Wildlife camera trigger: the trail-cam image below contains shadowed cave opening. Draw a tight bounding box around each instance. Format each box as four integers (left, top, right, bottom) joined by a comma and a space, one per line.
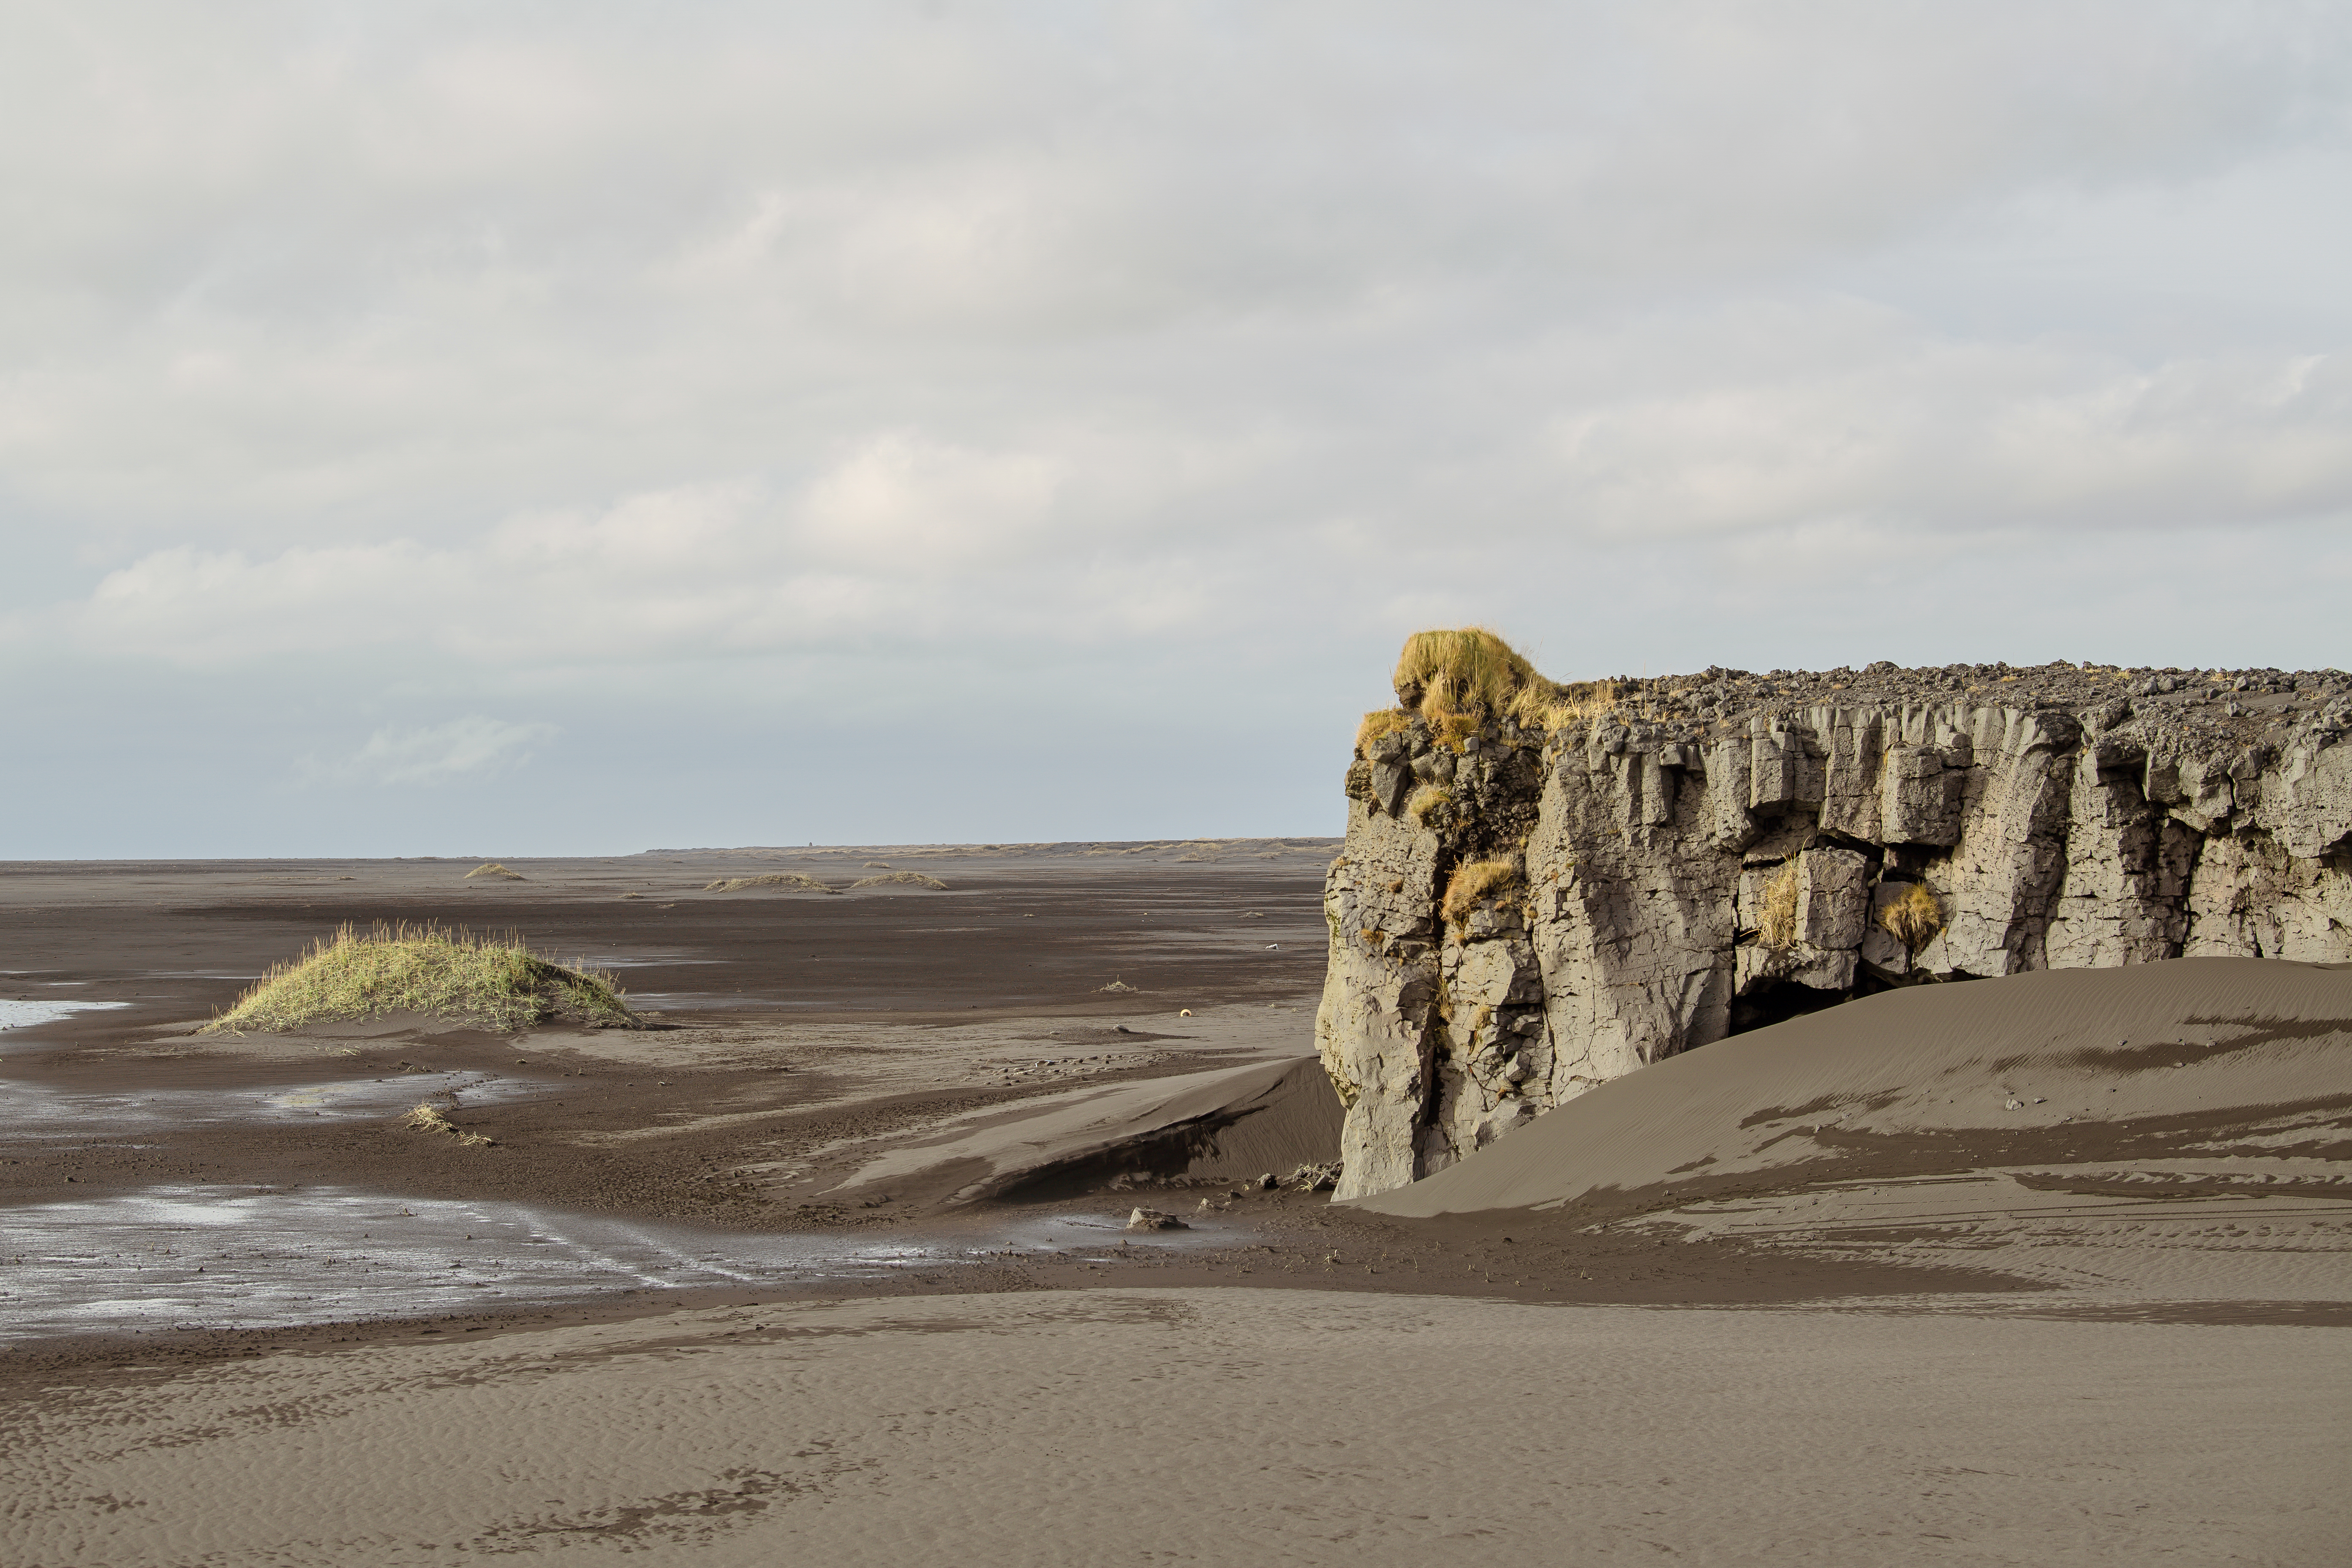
1726, 977, 1850, 1037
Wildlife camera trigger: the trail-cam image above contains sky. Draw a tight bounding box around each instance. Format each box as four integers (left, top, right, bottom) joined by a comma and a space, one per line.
4, 1, 2349, 858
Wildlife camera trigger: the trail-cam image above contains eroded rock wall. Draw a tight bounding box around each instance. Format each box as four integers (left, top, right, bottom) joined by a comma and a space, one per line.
1317, 664, 2352, 1200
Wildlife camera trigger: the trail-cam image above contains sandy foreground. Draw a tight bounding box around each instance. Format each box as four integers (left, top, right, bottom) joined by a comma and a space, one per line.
10, 1286, 2345, 1566
4, 851, 2349, 1563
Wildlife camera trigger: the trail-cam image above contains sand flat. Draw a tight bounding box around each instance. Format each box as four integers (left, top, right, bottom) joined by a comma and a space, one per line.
8, 1287, 2345, 1565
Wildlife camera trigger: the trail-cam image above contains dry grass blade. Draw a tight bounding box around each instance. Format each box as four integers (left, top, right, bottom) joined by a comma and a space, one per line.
203, 922, 635, 1034
704, 873, 841, 894
849, 871, 949, 890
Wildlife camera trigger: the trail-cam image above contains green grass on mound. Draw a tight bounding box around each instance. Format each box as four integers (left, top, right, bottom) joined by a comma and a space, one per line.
204, 923, 637, 1034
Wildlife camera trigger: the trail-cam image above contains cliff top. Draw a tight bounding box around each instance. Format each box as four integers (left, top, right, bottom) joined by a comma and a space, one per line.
1590, 659, 2352, 756
1365, 632, 2352, 761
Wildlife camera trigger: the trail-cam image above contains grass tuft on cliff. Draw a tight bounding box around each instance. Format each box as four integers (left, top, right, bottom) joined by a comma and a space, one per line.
1757, 861, 1802, 950
204, 923, 636, 1034
1879, 882, 1943, 952
1356, 708, 1413, 752
1388, 627, 1617, 743
1394, 627, 1540, 721
1441, 859, 1520, 926
705, 873, 840, 894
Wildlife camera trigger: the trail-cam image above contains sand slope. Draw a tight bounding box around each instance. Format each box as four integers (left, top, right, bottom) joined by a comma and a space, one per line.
821, 1054, 1342, 1206
7, 1288, 2343, 1566
1360, 958, 2352, 1219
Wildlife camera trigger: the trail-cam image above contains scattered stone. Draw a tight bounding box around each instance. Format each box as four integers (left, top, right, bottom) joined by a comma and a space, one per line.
1289, 1162, 1340, 1193
1126, 1208, 1187, 1231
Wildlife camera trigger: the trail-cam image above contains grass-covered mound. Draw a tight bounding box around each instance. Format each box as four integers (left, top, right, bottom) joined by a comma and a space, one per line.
849, 871, 949, 890
465, 862, 525, 880
204, 923, 637, 1034
705, 873, 839, 894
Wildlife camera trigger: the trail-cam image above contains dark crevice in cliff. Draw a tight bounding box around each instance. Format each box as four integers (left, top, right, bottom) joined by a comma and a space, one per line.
1725, 977, 1848, 1036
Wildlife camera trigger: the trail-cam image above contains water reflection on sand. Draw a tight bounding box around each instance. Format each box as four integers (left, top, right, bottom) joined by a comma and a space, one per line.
0, 1185, 1214, 1344
0, 1070, 541, 1142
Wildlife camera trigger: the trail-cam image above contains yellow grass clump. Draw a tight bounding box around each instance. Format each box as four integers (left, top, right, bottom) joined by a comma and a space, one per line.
1356, 708, 1413, 754
1756, 860, 1802, 950
705, 873, 840, 894
403, 1103, 494, 1147
204, 923, 636, 1034
849, 871, 949, 890
465, 862, 524, 880
1394, 628, 1539, 717
1390, 627, 1617, 742
1510, 677, 1618, 732
1406, 784, 1453, 825
1441, 859, 1520, 926
1879, 882, 1944, 952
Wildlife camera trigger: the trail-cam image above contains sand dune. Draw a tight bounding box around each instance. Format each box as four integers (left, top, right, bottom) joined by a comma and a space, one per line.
1361, 957, 2352, 1219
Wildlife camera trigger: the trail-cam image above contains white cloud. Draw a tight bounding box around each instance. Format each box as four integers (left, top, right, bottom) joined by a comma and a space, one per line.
3, 3, 2349, 850
303, 716, 558, 788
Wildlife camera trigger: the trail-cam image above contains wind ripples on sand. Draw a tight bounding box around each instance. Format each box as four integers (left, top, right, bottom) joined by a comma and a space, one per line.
0, 1185, 1007, 1343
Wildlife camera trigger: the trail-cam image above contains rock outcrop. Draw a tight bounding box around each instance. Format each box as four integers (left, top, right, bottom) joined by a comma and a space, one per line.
1315, 653, 2352, 1200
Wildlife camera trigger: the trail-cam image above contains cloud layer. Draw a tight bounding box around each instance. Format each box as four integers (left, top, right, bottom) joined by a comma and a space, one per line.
4, 3, 2348, 854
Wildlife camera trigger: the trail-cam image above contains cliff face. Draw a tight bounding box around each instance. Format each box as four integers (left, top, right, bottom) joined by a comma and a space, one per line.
1315, 657, 2352, 1200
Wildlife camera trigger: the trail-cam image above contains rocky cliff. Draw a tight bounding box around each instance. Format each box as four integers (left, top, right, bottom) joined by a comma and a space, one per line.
1315, 642, 2352, 1200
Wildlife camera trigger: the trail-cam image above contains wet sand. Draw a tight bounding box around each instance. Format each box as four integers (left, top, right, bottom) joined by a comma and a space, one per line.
5, 845, 2349, 1562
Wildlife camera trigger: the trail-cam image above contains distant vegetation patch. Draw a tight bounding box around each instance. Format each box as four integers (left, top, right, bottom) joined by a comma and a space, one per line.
849, 871, 949, 890
704, 874, 841, 894
204, 923, 636, 1034
465, 862, 525, 880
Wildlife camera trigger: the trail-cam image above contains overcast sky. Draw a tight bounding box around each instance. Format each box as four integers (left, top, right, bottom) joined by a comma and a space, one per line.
4, 2, 2348, 858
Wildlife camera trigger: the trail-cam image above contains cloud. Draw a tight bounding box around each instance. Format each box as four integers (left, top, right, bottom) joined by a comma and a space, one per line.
302, 716, 558, 788
35, 328, 2348, 678
3, 3, 2349, 852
